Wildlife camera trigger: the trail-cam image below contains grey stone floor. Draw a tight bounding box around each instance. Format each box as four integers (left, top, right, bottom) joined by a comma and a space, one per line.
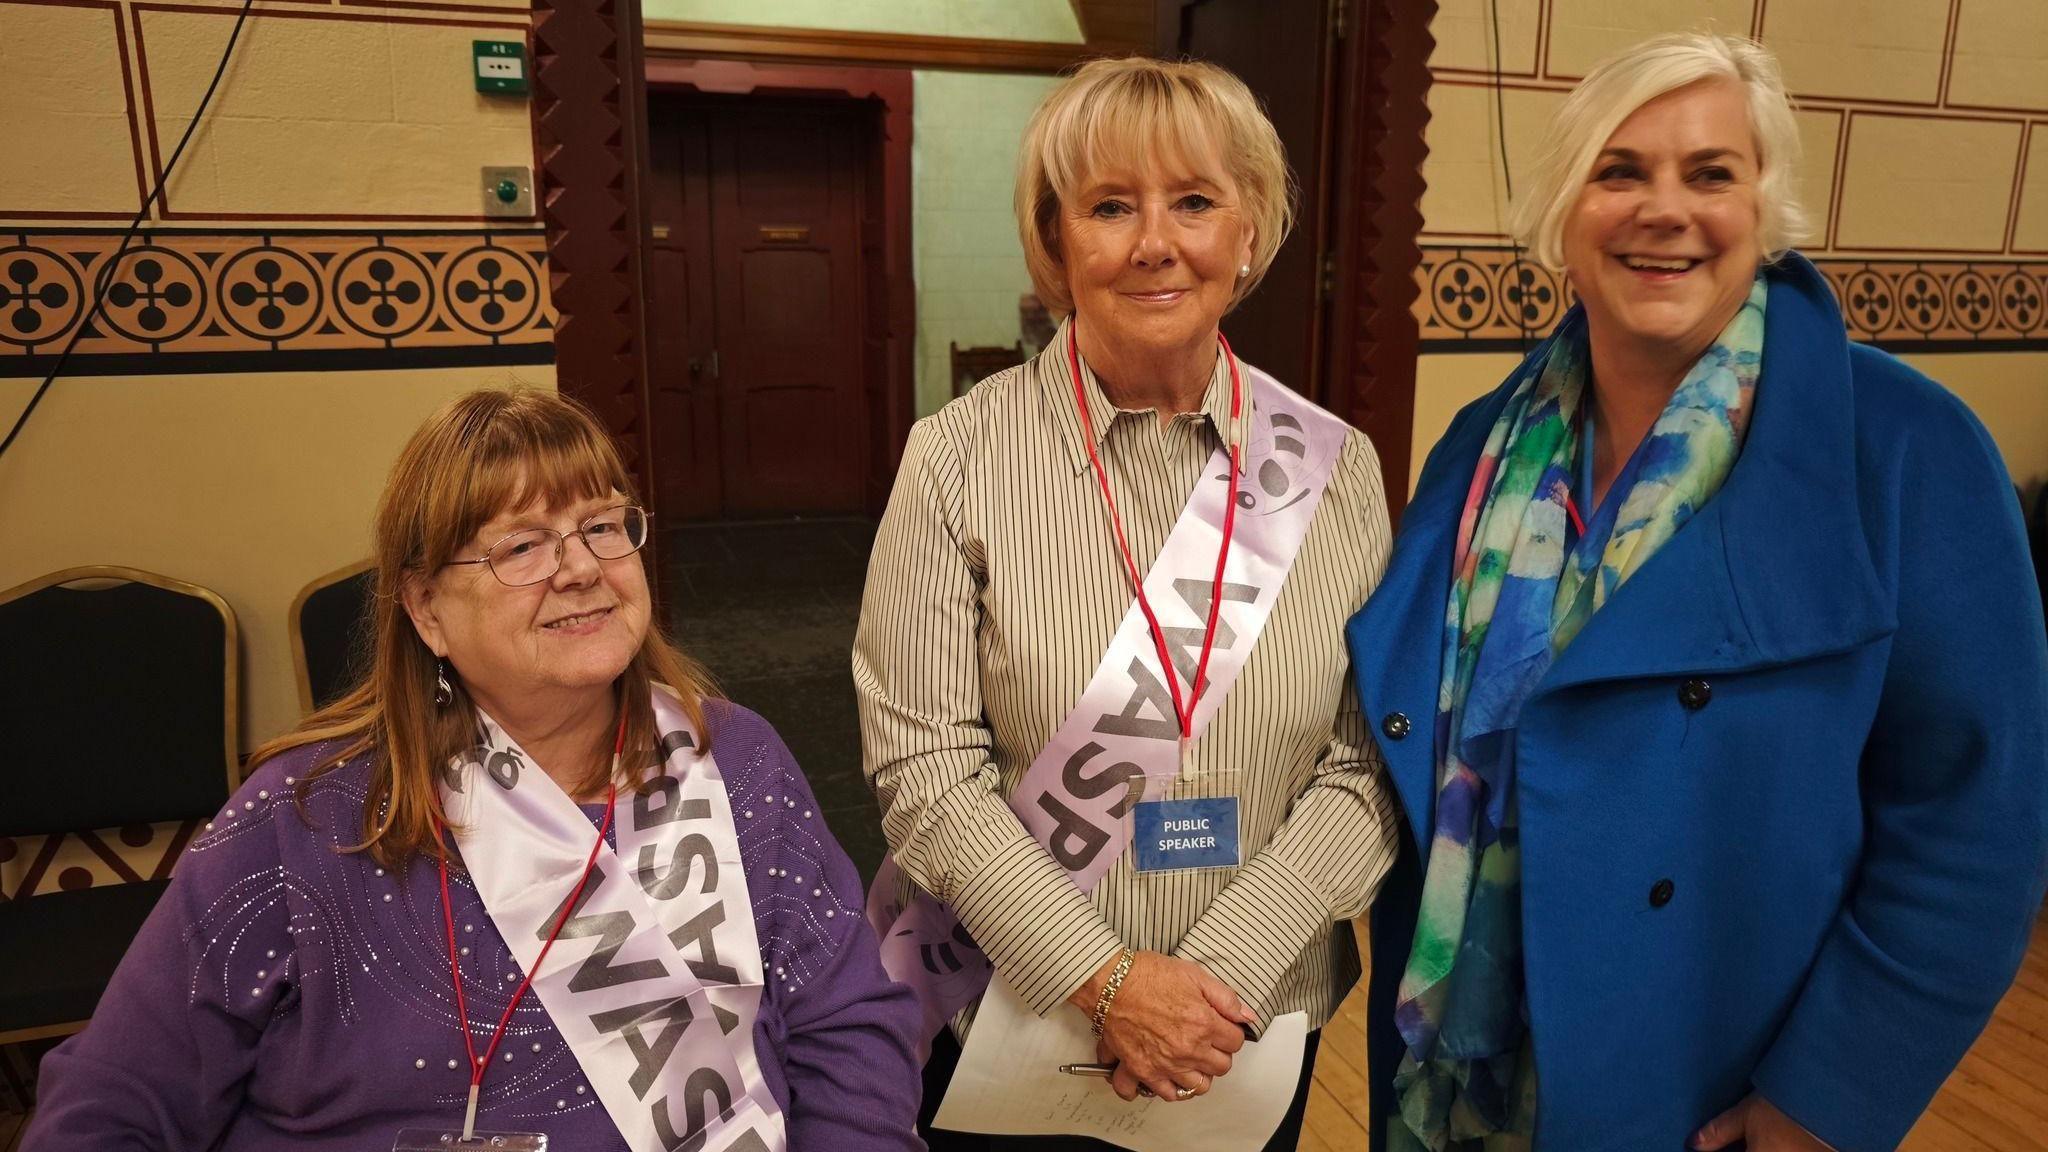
658, 517, 887, 884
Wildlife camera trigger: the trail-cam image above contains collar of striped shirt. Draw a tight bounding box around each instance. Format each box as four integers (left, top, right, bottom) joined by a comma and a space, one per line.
1039, 316, 1240, 475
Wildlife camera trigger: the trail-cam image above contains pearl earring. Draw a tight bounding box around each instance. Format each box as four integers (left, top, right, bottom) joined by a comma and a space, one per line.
1238, 264, 1251, 278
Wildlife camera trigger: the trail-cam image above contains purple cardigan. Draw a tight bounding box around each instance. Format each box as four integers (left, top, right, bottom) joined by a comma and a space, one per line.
25, 701, 925, 1151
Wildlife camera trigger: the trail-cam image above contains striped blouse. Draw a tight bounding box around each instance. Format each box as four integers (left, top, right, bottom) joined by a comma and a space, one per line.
854, 323, 1399, 1033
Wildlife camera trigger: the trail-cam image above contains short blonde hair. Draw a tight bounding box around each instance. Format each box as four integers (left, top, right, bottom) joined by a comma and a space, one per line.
1512, 33, 1808, 269
1016, 56, 1295, 317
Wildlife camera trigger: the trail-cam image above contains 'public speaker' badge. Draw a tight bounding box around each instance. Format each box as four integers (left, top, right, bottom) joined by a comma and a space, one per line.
1133, 797, 1241, 872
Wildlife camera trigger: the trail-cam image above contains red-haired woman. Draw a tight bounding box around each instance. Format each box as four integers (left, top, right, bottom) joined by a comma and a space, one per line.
26, 388, 924, 1152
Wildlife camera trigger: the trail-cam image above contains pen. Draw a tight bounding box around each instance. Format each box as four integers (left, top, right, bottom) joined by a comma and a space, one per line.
1057, 1063, 1158, 1097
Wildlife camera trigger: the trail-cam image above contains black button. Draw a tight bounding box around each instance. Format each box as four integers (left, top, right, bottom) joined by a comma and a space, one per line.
1678, 679, 1712, 711
1381, 712, 1412, 741
1649, 879, 1675, 908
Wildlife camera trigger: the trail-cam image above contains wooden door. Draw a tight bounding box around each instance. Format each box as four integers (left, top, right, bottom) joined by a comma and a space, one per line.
644, 96, 870, 519
1161, 0, 1337, 402
647, 95, 720, 521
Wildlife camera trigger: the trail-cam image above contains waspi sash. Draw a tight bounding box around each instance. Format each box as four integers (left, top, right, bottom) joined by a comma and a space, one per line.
865, 363, 1350, 1052
444, 692, 786, 1152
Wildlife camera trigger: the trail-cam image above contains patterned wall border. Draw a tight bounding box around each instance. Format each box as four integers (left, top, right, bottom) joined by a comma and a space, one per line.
1416, 246, 2048, 354
0, 820, 196, 901
0, 229, 555, 376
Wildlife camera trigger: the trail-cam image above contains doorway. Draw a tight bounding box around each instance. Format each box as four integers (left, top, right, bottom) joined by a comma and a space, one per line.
645, 93, 876, 520
1161, 0, 1338, 403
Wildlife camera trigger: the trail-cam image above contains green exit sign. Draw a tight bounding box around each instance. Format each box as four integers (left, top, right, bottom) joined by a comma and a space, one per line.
473, 40, 528, 95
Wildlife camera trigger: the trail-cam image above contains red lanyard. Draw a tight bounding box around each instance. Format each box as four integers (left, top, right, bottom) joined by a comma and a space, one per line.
434, 711, 626, 1136
1066, 322, 1242, 748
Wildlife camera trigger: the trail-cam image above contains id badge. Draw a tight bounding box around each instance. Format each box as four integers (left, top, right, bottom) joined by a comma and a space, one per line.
1132, 796, 1241, 872
392, 1129, 548, 1150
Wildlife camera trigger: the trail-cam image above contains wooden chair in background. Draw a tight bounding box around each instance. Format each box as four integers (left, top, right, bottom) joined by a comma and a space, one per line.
949, 341, 1028, 398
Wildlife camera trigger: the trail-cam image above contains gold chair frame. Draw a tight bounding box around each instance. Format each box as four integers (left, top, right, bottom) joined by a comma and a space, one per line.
287, 558, 375, 715
0, 565, 240, 1046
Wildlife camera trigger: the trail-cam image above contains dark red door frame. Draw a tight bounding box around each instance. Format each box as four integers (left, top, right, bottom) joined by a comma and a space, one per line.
531, 0, 660, 515
535, 0, 1427, 524
1320, 0, 1437, 525
643, 57, 915, 519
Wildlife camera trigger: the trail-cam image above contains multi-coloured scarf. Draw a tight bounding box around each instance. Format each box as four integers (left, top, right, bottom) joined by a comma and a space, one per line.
1390, 276, 1767, 1151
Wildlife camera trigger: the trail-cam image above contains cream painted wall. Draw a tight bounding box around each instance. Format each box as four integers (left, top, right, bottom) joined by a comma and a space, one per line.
1410, 353, 1519, 493
911, 69, 1058, 415
1900, 353, 2048, 490
642, 0, 1082, 43
0, 366, 554, 748
3, 0, 549, 750
138, 10, 534, 220
0, 2, 143, 215
1415, 0, 2048, 492
0, 1, 534, 226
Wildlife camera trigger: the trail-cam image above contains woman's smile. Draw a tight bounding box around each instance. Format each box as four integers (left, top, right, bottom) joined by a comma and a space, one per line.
1610, 252, 1707, 280
539, 604, 614, 635
1121, 287, 1192, 305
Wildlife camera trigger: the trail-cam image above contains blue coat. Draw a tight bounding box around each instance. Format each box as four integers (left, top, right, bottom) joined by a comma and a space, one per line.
1344, 253, 2048, 1152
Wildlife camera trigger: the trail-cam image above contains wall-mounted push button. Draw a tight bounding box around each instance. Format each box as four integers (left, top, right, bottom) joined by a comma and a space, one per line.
481, 165, 533, 218
1381, 712, 1411, 741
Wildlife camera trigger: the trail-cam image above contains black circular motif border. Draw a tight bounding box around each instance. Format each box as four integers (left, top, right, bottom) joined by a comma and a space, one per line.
334, 247, 436, 342
441, 246, 541, 339
100, 247, 209, 346
220, 247, 325, 344
0, 244, 85, 350
0, 232, 554, 366
1417, 248, 2048, 348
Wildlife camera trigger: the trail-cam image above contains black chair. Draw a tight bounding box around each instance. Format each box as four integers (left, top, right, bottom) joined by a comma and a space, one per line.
290, 559, 375, 713
0, 566, 239, 1047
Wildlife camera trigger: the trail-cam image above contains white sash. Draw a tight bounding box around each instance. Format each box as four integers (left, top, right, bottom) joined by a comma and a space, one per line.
867, 361, 1351, 1052
1010, 364, 1350, 883
444, 692, 787, 1152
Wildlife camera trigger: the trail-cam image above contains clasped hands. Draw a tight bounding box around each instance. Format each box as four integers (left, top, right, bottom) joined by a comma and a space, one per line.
1067, 949, 1256, 1104
1063, 951, 1834, 1147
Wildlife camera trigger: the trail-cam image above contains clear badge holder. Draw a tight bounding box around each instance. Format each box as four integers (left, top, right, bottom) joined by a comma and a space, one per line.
392, 1130, 548, 1151
1130, 762, 1243, 874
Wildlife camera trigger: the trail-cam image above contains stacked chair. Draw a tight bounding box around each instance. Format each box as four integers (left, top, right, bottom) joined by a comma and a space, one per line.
0, 567, 239, 1081
289, 559, 376, 713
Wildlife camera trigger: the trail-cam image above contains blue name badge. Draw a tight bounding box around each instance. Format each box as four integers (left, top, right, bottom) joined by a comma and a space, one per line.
1133, 797, 1241, 873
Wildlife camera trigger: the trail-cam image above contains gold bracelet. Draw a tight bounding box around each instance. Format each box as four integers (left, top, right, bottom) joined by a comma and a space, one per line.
1090, 948, 1137, 1037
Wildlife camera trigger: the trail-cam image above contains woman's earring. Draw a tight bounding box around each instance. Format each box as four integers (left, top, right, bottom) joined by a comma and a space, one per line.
434, 659, 453, 707
1238, 263, 1251, 278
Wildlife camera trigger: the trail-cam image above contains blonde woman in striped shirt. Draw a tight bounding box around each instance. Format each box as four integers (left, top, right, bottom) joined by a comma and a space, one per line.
856, 57, 1399, 1151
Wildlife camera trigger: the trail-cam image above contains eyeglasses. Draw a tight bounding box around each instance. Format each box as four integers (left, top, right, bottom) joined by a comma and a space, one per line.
444, 504, 652, 587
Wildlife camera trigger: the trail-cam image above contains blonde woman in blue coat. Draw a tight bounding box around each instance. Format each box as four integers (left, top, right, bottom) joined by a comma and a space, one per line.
1345, 33, 2048, 1152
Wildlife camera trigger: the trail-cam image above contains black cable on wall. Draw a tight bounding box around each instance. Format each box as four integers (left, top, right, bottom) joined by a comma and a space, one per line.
0, 0, 255, 465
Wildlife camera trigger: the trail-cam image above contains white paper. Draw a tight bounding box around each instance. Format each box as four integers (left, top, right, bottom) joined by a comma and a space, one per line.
933, 975, 1309, 1151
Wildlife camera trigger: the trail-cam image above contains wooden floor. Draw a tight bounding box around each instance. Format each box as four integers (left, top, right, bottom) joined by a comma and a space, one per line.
2, 912, 2043, 1150
1300, 908, 2048, 1151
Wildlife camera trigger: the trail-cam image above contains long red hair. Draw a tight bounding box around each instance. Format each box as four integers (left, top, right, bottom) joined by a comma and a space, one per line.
251, 388, 714, 869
